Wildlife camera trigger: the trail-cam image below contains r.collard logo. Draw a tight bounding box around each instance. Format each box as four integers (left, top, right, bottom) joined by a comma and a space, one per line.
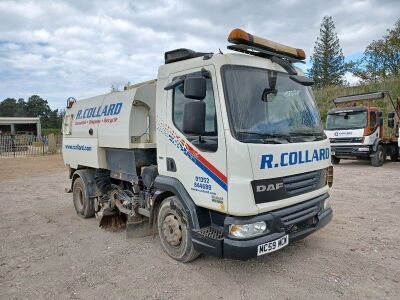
334, 131, 353, 137
256, 182, 284, 193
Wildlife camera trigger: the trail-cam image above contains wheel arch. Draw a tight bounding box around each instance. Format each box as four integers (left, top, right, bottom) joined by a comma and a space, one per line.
71, 168, 100, 199
153, 176, 211, 230
372, 138, 382, 152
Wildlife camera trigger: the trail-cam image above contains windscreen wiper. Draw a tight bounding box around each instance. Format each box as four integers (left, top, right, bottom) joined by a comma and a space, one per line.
288, 131, 326, 140
236, 131, 292, 143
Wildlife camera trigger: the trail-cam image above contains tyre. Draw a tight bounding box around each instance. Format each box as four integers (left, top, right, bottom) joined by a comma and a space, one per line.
157, 196, 200, 262
72, 177, 95, 218
371, 145, 385, 167
331, 156, 340, 164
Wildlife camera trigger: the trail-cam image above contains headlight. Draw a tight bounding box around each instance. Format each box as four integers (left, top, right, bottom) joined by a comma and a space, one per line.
353, 137, 364, 143
323, 198, 331, 210
229, 221, 267, 238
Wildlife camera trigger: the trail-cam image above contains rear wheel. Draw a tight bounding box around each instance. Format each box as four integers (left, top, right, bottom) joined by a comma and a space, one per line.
331, 156, 340, 164
72, 177, 95, 218
157, 196, 200, 262
371, 145, 385, 167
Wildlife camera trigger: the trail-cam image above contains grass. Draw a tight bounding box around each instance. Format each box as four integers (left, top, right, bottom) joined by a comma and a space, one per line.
314, 77, 400, 123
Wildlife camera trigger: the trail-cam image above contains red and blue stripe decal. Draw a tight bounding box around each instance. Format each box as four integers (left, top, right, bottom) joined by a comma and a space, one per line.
184, 142, 228, 191
158, 120, 227, 191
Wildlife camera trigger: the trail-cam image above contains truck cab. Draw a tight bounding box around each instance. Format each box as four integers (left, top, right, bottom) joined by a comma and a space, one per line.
325, 92, 400, 166
63, 29, 333, 262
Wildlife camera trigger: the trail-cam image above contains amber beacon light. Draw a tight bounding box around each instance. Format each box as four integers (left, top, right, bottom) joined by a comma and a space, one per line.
228, 28, 306, 60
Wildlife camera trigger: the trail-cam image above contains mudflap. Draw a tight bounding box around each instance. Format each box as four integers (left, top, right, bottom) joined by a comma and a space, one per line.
126, 214, 156, 239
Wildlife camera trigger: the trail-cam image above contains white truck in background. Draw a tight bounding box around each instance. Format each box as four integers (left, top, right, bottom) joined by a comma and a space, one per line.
63, 29, 333, 262
325, 92, 400, 166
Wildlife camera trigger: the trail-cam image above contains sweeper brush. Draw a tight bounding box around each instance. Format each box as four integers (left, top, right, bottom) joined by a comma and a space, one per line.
98, 207, 127, 231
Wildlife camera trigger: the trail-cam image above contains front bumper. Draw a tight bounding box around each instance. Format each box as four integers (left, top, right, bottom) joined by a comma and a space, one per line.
331, 145, 371, 157
192, 193, 332, 260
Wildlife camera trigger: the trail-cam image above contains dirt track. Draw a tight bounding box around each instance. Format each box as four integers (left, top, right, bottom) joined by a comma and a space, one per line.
0, 155, 399, 299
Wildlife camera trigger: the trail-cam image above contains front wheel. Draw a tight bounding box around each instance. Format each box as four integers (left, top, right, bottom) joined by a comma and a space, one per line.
157, 196, 200, 262
371, 145, 385, 167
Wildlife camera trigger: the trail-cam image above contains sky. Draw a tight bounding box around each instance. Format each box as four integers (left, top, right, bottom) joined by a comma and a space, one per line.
0, 0, 399, 110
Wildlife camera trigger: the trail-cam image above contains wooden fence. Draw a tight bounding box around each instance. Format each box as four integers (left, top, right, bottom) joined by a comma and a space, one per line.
0, 134, 62, 158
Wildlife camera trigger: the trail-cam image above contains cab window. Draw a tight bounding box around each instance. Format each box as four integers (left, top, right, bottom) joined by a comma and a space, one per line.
369, 111, 376, 128
172, 73, 217, 136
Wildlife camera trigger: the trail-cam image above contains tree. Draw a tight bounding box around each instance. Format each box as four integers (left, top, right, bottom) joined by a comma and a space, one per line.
0, 98, 17, 117
308, 16, 346, 87
350, 40, 385, 82
15, 98, 27, 117
0, 97, 27, 117
26, 95, 51, 118
351, 18, 400, 82
0, 95, 64, 129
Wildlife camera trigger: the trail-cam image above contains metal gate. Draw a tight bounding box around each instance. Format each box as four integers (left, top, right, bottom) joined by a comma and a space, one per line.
0, 134, 62, 158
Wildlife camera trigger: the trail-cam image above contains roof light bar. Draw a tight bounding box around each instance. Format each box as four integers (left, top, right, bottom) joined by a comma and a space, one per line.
333, 91, 385, 104
228, 28, 306, 60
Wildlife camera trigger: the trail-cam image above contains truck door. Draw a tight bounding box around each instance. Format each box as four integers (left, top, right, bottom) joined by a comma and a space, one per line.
164, 65, 228, 212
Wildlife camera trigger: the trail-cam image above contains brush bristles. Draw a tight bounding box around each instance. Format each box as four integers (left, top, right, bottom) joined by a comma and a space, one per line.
99, 214, 127, 231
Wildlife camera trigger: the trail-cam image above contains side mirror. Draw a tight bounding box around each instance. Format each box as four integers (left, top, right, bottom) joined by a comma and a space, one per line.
182, 101, 206, 135
184, 77, 206, 100
376, 111, 383, 127
388, 112, 395, 128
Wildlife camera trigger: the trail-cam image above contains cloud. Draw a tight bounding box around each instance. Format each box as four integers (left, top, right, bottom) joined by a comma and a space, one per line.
0, 0, 399, 109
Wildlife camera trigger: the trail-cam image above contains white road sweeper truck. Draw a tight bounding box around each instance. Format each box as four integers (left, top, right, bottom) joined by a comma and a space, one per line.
63, 29, 333, 262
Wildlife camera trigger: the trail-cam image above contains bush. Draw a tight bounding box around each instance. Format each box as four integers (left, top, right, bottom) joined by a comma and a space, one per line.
314, 77, 400, 124
42, 128, 62, 135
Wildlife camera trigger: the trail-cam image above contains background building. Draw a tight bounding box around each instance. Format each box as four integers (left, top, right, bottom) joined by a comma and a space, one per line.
0, 117, 41, 136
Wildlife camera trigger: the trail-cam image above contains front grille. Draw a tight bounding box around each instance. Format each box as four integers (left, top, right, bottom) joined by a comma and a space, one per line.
330, 137, 362, 143
283, 170, 324, 195
332, 145, 370, 155
252, 169, 326, 204
271, 195, 324, 232
280, 203, 320, 227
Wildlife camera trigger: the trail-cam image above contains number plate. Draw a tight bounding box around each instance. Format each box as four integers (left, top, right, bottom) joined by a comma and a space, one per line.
257, 235, 289, 256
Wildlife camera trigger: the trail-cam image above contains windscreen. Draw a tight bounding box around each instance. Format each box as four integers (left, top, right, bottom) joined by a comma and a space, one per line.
326, 111, 367, 130
222, 65, 323, 143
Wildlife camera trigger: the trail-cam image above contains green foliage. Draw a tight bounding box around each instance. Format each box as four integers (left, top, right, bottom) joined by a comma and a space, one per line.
308, 16, 346, 87
0, 95, 63, 129
351, 18, 400, 82
0, 98, 27, 117
314, 77, 400, 124
42, 128, 62, 135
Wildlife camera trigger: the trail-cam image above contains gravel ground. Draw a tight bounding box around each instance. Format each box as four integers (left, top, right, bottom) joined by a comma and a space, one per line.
0, 155, 399, 300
